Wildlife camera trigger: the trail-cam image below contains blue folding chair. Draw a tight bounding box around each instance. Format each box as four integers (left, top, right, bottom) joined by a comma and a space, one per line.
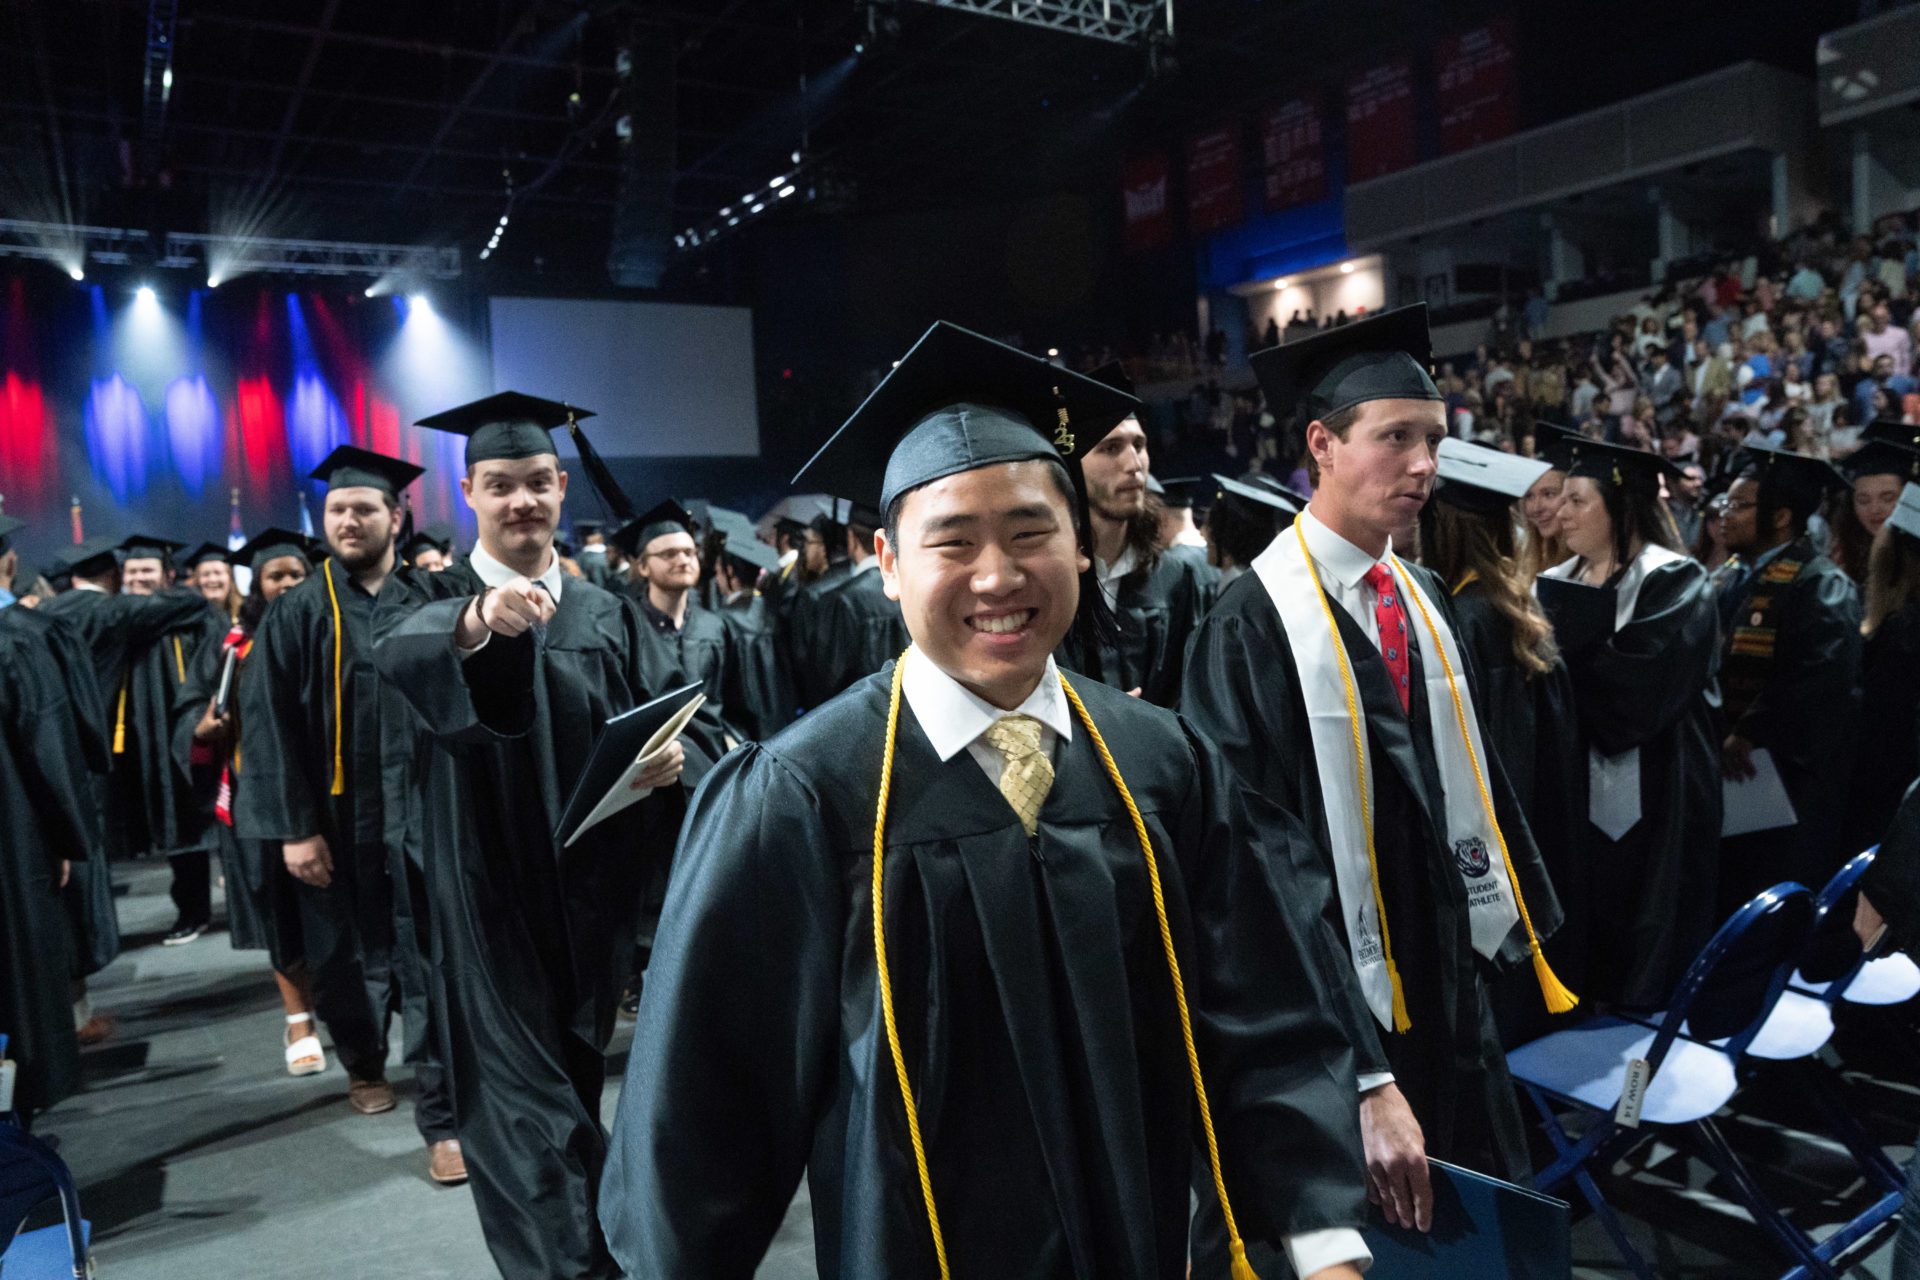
0, 1035, 91, 1280
1507, 883, 1839, 1280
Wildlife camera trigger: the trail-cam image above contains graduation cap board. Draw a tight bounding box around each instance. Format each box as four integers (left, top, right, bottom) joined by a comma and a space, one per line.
1735, 445, 1847, 516
118, 534, 183, 561
58, 536, 121, 579
1434, 439, 1552, 514
610, 500, 695, 559
1366, 1160, 1571, 1280
414, 390, 635, 524
1864, 419, 1920, 452
177, 542, 232, 571
792, 321, 1140, 515
555, 683, 707, 848
1213, 473, 1303, 515
1154, 476, 1204, 509
310, 445, 424, 496
234, 528, 322, 573
1556, 436, 1684, 492
1888, 483, 1920, 541
1842, 440, 1920, 482
1250, 303, 1441, 427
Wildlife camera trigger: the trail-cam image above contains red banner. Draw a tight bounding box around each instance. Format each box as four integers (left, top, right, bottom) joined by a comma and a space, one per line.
1121, 150, 1172, 253
1346, 59, 1417, 183
1436, 18, 1517, 154
1261, 97, 1326, 212
1185, 124, 1243, 235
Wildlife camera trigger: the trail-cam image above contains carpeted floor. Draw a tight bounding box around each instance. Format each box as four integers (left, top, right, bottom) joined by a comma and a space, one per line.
15, 862, 1914, 1278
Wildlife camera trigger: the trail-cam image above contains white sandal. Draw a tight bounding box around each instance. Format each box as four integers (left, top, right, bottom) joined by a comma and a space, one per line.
285, 1013, 327, 1077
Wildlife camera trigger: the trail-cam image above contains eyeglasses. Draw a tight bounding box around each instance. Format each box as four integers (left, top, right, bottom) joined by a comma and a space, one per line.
1723, 499, 1760, 512
646, 547, 700, 561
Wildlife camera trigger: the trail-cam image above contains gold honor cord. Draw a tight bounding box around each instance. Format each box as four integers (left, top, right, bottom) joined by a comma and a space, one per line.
1294, 522, 1411, 1032
872, 650, 1262, 1280
172, 634, 186, 682
322, 562, 346, 797
113, 679, 129, 755
1389, 555, 1577, 1015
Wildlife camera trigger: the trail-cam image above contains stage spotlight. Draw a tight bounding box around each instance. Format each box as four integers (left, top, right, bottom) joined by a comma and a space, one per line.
1340, 261, 1355, 274
208, 274, 222, 289
364, 285, 376, 297
791, 149, 803, 165
1273, 278, 1289, 290
749, 202, 765, 215
410, 293, 431, 312
1047, 347, 1059, 358
136, 285, 157, 304
68, 265, 85, 282
719, 207, 732, 218
778, 185, 797, 199
769, 175, 788, 190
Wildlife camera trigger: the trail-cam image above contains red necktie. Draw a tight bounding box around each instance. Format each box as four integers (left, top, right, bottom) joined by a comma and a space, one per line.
1364, 563, 1412, 714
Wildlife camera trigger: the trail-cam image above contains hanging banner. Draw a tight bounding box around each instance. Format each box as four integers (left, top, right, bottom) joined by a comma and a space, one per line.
1346, 58, 1417, 182
1261, 96, 1327, 212
1122, 150, 1172, 252
1437, 18, 1517, 154
1186, 124, 1244, 235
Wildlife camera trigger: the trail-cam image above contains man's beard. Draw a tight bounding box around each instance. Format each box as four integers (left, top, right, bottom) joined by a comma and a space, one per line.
332, 537, 390, 574
1092, 493, 1145, 525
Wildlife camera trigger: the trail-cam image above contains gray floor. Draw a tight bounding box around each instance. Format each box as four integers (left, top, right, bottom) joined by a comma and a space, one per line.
20, 863, 1915, 1278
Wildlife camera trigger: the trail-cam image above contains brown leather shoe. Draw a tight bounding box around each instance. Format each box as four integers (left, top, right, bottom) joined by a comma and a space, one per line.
347, 1077, 397, 1115
428, 1138, 468, 1185
75, 1014, 115, 1047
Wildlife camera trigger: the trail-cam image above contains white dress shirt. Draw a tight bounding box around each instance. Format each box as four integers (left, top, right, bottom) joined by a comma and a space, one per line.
1093, 545, 1140, 610
457, 541, 565, 656
1297, 505, 1400, 1098
899, 646, 1372, 1278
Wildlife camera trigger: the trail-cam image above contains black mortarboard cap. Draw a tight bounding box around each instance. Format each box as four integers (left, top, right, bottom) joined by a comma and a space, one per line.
1155, 476, 1203, 509
610, 499, 695, 558
1843, 440, 1920, 483
1243, 472, 1313, 508
177, 542, 232, 571
711, 510, 782, 576
1560, 437, 1684, 492
415, 390, 634, 523
1736, 446, 1848, 516
1249, 303, 1441, 425
573, 519, 606, 539
1433, 439, 1554, 514
1530, 422, 1581, 470
792, 322, 1140, 514
1863, 419, 1920, 452
59, 536, 122, 578
0, 514, 23, 553
1090, 360, 1138, 399
1213, 473, 1303, 515
118, 533, 184, 561
310, 445, 424, 497
235, 527, 321, 573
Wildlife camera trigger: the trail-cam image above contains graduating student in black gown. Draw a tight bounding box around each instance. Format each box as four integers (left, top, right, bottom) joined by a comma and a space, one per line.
1204, 473, 1303, 591
1839, 441, 1920, 854
376, 392, 725, 1280
1182, 309, 1569, 1258
1418, 441, 1587, 1041
816, 501, 911, 697
1062, 363, 1215, 706
610, 500, 735, 728
1716, 447, 1863, 908
707, 511, 798, 738
787, 510, 855, 709
603, 324, 1369, 1280
237, 448, 459, 1175
40, 537, 211, 985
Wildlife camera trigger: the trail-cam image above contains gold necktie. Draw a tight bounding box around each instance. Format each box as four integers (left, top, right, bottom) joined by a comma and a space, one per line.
983, 714, 1054, 836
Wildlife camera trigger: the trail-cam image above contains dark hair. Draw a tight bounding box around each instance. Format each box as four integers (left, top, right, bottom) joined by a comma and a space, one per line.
1207, 497, 1280, 569
1867, 526, 1920, 634
1588, 476, 1679, 579
882, 458, 1082, 552
1300, 403, 1363, 485
1831, 494, 1873, 583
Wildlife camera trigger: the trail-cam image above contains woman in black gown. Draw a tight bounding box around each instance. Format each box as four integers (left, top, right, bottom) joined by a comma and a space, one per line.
1539, 437, 1723, 1010
1847, 446, 1920, 854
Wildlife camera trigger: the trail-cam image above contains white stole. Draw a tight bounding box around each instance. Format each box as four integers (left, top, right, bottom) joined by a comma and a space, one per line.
1253, 527, 1522, 1029
1540, 544, 1687, 841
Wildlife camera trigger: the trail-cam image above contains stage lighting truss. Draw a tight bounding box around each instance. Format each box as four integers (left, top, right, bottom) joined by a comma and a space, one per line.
0, 219, 461, 285
908, 0, 1168, 45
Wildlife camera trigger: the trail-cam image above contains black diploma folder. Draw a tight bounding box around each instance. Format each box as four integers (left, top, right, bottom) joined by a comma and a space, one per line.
1367, 1159, 1571, 1279
1535, 575, 1616, 653
553, 682, 706, 848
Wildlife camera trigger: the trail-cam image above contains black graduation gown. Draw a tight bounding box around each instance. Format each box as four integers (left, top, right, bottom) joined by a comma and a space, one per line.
169, 628, 302, 967
38, 585, 209, 974
1166, 540, 1222, 595
1845, 603, 1920, 855
716, 593, 797, 740
1860, 777, 1920, 953
819, 565, 911, 698
0, 609, 100, 1117
639, 597, 733, 724
599, 667, 1367, 1279
374, 565, 720, 1280
1449, 585, 1589, 1043
1180, 568, 1561, 1182
1718, 543, 1863, 909
1555, 556, 1723, 1009
1067, 550, 1215, 707
125, 607, 225, 857
788, 559, 854, 710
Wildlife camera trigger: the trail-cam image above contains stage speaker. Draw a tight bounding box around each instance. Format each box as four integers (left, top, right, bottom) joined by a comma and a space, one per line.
606, 31, 675, 289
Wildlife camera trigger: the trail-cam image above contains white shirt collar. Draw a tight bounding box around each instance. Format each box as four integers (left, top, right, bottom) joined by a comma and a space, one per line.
73, 580, 109, 594
1298, 505, 1393, 591
777, 548, 798, 568
848, 554, 879, 578
467, 540, 565, 602
1094, 545, 1140, 584
901, 646, 1074, 763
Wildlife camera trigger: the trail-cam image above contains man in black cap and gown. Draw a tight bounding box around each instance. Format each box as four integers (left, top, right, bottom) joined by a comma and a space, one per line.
816, 499, 911, 697
1716, 446, 1862, 908
401, 522, 457, 573
237, 447, 461, 1178
375, 392, 726, 1279
600, 322, 1370, 1280
1180, 306, 1569, 1267
706, 510, 798, 738
610, 500, 734, 730
787, 508, 855, 708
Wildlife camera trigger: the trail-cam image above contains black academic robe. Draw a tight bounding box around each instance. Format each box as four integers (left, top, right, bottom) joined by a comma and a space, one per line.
374, 565, 721, 1280
819, 565, 911, 699
0, 609, 100, 1117
38, 585, 209, 973
641, 598, 732, 719
600, 666, 1367, 1280
1449, 585, 1589, 1043
788, 559, 853, 710
169, 626, 302, 969
1068, 550, 1215, 708
125, 607, 225, 856
1166, 540, 1222, 595
1181, 567, 1561, 1183
716, 593, 797, 740
1845, 602, 1920, 856
1718, 541, 1863, 908
1860, 777, 1920, 953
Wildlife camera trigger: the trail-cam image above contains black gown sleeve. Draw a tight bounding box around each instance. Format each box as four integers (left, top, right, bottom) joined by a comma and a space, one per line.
1179, 720, 1370, 1242
2, 624, 100, 868
1564, 559, 1722, 757
600, 746, 842, 1278
373, 595, 535, 745
233, 592, 327, 841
